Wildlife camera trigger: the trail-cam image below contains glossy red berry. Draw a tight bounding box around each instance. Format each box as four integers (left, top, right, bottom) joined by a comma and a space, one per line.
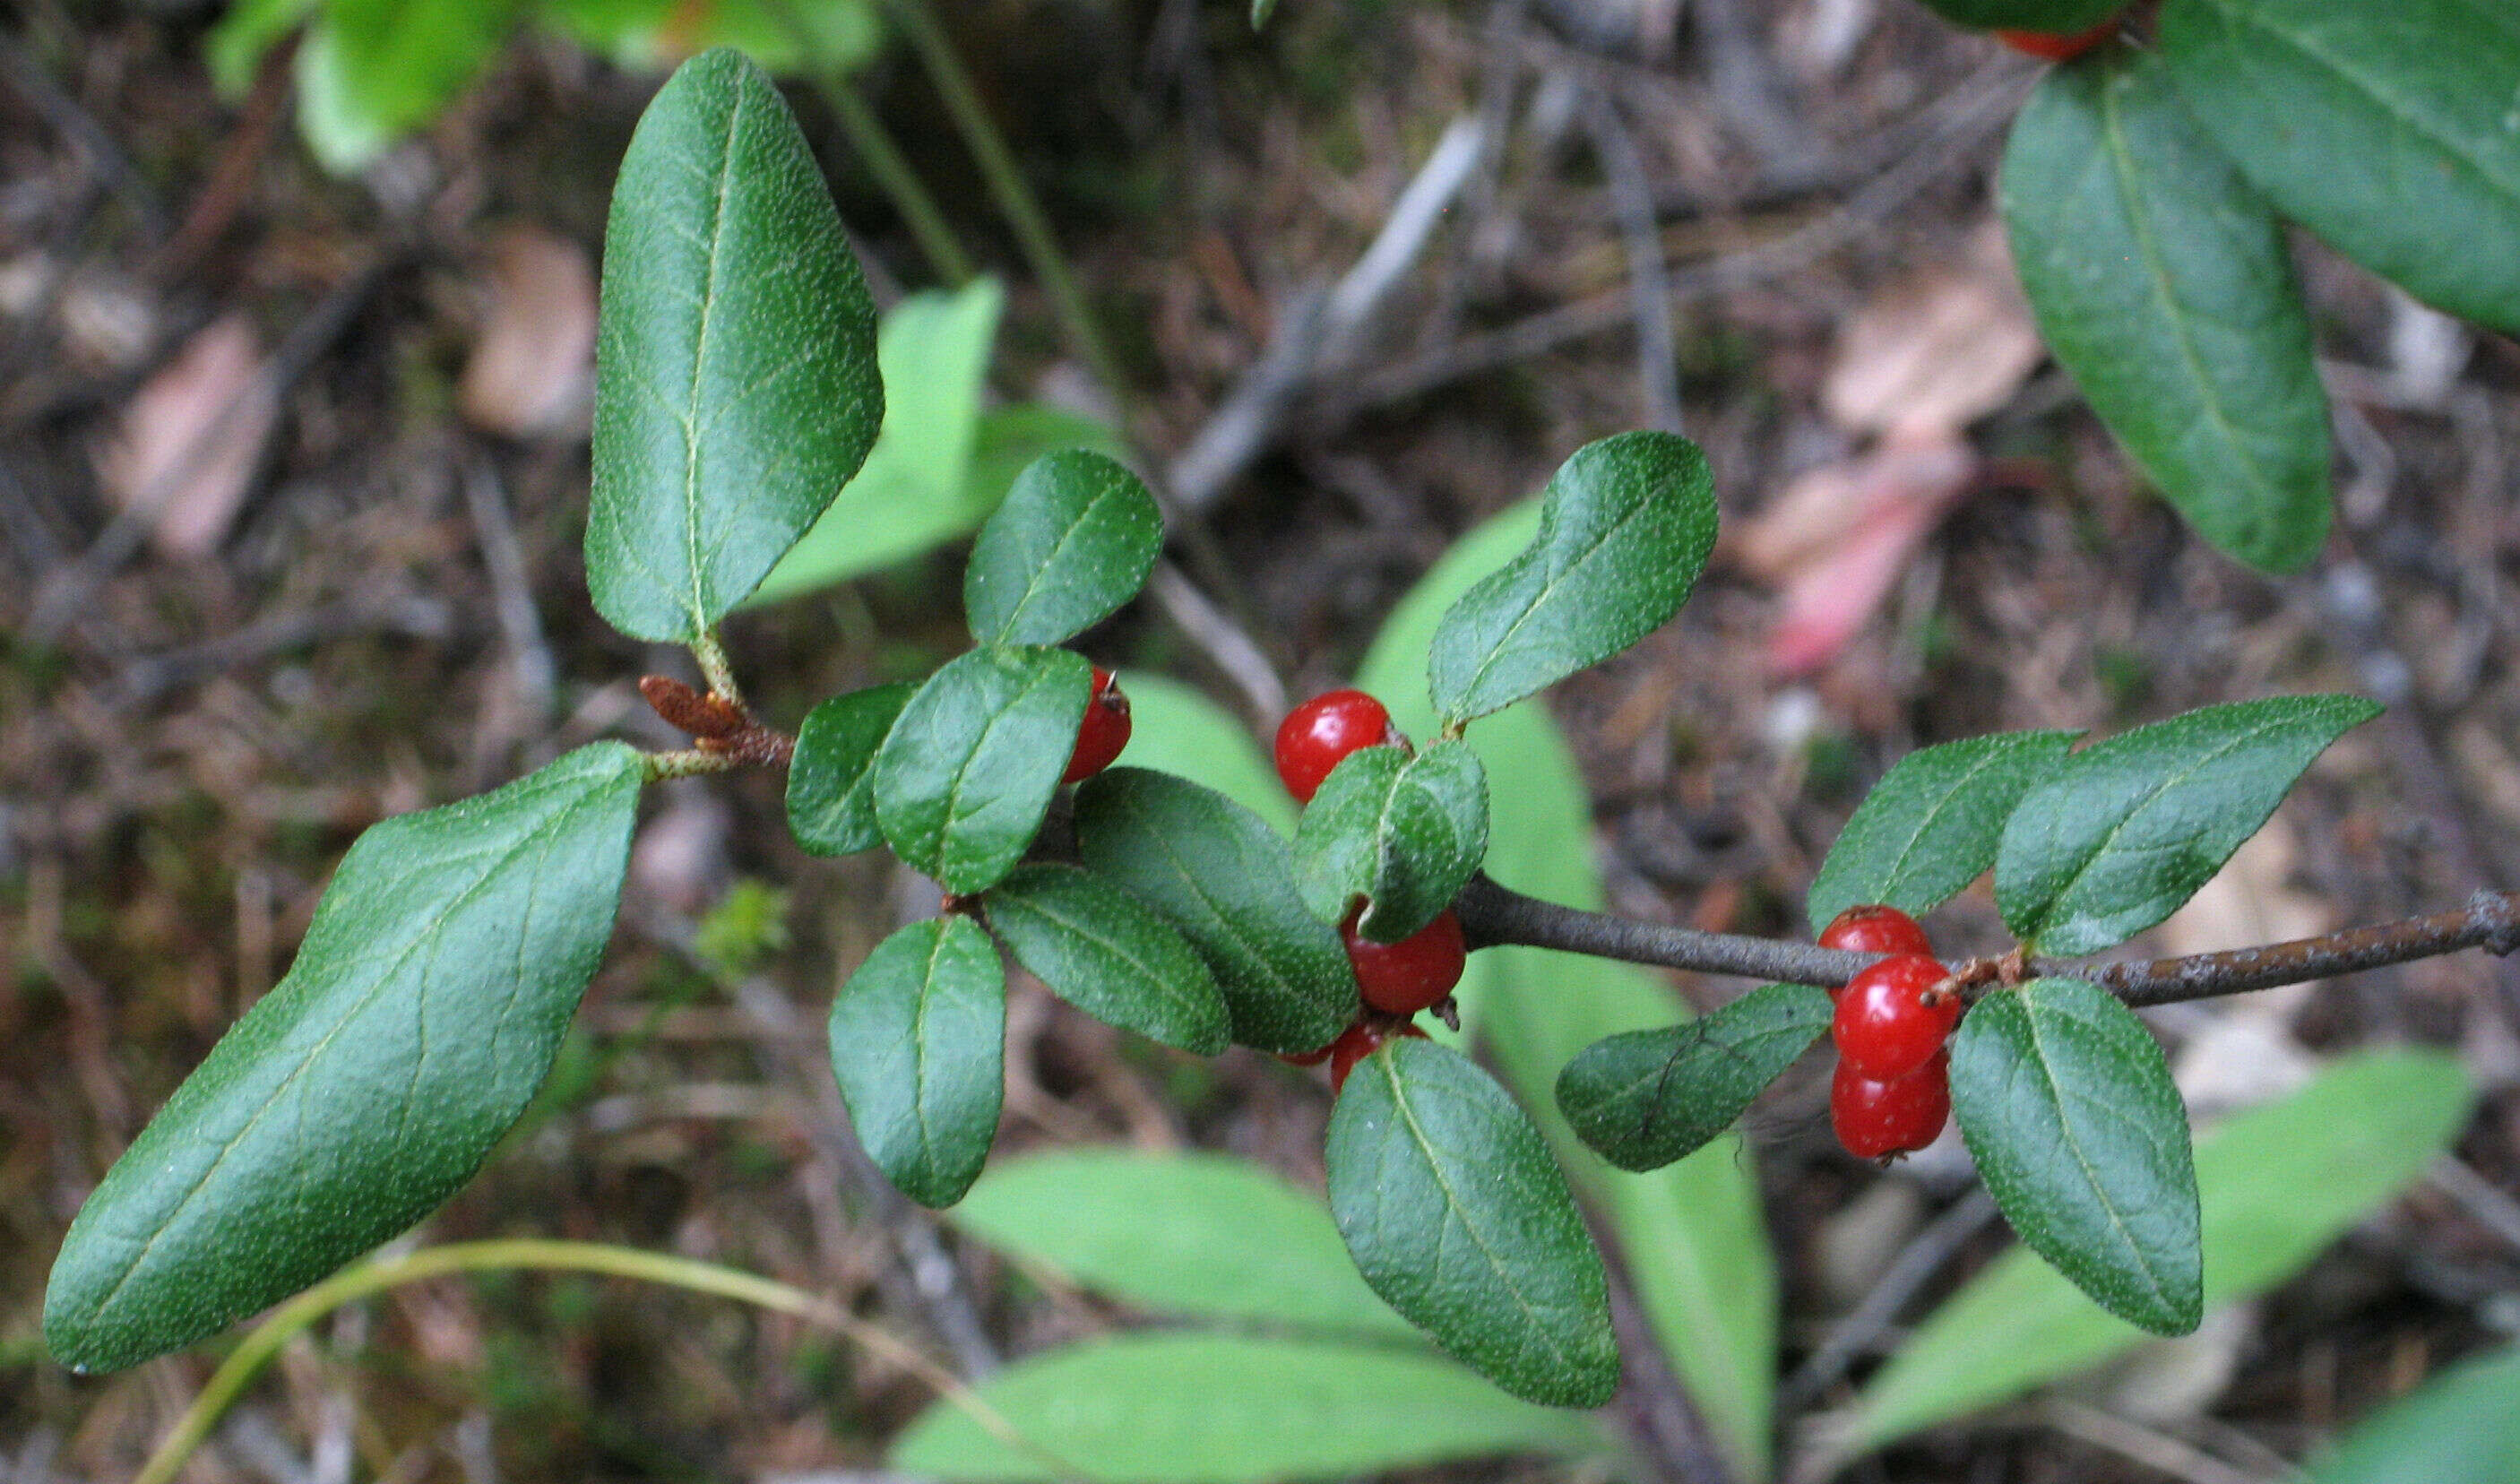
1329, 1018, 1430, 1092
1817, 904, 1936, 962
1274, 689, 1404, 803
1831, 1050, 1950, 1161
1831, 953, 1960, 1081
1062, 666, 1132, 784
1992, 20, 2117, 62
1343, 908, 1467, 1015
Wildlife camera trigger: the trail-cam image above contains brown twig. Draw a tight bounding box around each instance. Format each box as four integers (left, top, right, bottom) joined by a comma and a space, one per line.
1454, 875, 2520, 1011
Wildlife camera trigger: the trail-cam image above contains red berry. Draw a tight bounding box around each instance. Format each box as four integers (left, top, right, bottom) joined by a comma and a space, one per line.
1329, 1018, 1430, 1092
1831, 1050, 1950, 1160
1278, 1042, 1334, 1067
1062, 666, 1132, 784
1817, 904, 1935, 962
1992, 20, 2118, 62
1343, 908, 1467, 1015
1274, 689, 1404, 803
1831, 953, 1960, 1081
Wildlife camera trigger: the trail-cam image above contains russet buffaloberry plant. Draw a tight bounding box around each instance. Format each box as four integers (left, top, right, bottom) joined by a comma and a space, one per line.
39, 30, 2520, 1482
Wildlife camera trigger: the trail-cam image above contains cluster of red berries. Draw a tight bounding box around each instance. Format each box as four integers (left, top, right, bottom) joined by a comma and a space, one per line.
1272, 689, 1468, 1091
1820, 905, 1959, 1161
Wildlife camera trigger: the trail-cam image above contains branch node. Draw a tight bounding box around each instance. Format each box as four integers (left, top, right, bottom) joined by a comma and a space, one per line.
2470, 890, 2520, 957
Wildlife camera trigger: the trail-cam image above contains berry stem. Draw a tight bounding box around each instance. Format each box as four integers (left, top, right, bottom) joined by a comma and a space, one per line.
1453, 875, 2520, 1011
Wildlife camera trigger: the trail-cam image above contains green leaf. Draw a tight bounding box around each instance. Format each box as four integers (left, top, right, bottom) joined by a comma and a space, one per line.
1908, 0, 2125, 30
1294, 739, 1489, 943
538, 0, 883, 74
1839, 1049, 2472, 1454
1111, 671, 1292, 834
873, 646, 1092, 894
1360, 499, 1776, 1480
966, 404, 1129, 513
207, 0, 315, 96
981, 864, 1229, 1055
1325, 1038, 1619, 1409
890, 1332, 1610, 1483
1949, 979, 2201, 1335
1426, 432, 1717, 724
2002, 48, 2332, 573
1995, 695, 2379, 954
945, 1150, 1418, 1339
2161, 0, 2520, 334
1074, 769, 1355, 1055
585, 47, 881, 643
827, 914, 1005, 1208
964, 451, 1163, 646
749, 280, 1006, 607
1557, 983, 1831, 1173
1808, 729, 2077, 932
1250, 0, 1279, 27
785, 681, 914, 856
44, 744, 644, 1373
289, 0, 522, 172
2305, 1344, 2520, 1484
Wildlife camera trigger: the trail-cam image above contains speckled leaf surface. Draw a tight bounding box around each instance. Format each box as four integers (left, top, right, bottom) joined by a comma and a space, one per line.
1294, 739, 1489, 943
872, 646, 1091, 894
963, 451, 1162, 646
786, 681, 913, 856
585, 47, 881, 643
1807, 729, 2076, 932
1557, 983, 1832, 1173
1325, 1038, 1619, 1408
1427, 432, 1716, 724
46, 743, 643, 1372
981, 864, 1229, 1054
1949, 979, 2200, 1336
827, 914, 1005, 1208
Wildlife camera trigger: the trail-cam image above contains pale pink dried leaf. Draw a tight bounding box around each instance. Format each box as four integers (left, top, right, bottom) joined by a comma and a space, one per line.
95, 312, 278, 559
1732, 434, 1976, 582
458, 226, 597, 439
1760, 435, 1976, 677
1820, 221, 2043, 439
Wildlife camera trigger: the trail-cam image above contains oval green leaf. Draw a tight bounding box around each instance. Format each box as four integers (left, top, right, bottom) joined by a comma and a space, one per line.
890, 1332, 1610, 1483
2004, 47, 2332, 573
786, 680, 914, 856
1294, 739, 1489, 943
1838, 1049, 2471, 1454
2305, 1343, 2520, 1484
1073, 768, 1355, 1055
44, 743, 644, 1373
1949, 979, 2201, 1336
1909, 0, 2126, 30
964, 451, 1163, 646
1427, 432, 1717, 725
1325, 1037, 1619, 1409
1807, 729, 2077, 933
981, 864, 1229, 1054
1557, 982, 1832, 1173
873, 646, 1092, 894
827, 914, 1005, 1208
2161, 0, 2520, 334
945, 1149, 1417, 1339
1995, 695, 2379, 955
585, 47, 882, 643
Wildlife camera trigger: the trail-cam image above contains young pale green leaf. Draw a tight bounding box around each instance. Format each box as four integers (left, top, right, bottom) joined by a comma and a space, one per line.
1427, 432, 1716, 725
1112, 671, 1295, 834
1907, 0, 2125, 29
1360, 500, 1776, 1480
44, 743, 644, 1374
2304, 1343, 2520, 1484
964, 451, 1163, 646
786, 681, 914, 856
1250, 0, 1279, 27
827, 914, 1005, 1208
873, 646, 1092, 894
1557, 983, 1832, 1173
1074, 769, 1355, 1054
1807, 729, 2077, 933
2002, 48, 2332, 574
1950, 979, 2201, 1336
981, 864, 1229, 1055
889, 1332, 1610, 1484
2161, 0, 2520, 335
1326, 1038, 1619, 1409
945, 1150, 1418, 1339
748, 280, 1005, 606
287, 0, 518, 172
585, 47, 881, 643
1839, 1050, 2472, 1454
1996, 695, 2378, 954
1294, 739, 1489, 943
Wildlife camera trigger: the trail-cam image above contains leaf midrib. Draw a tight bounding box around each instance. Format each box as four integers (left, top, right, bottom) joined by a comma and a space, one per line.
2016, 995, 2179, 1320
